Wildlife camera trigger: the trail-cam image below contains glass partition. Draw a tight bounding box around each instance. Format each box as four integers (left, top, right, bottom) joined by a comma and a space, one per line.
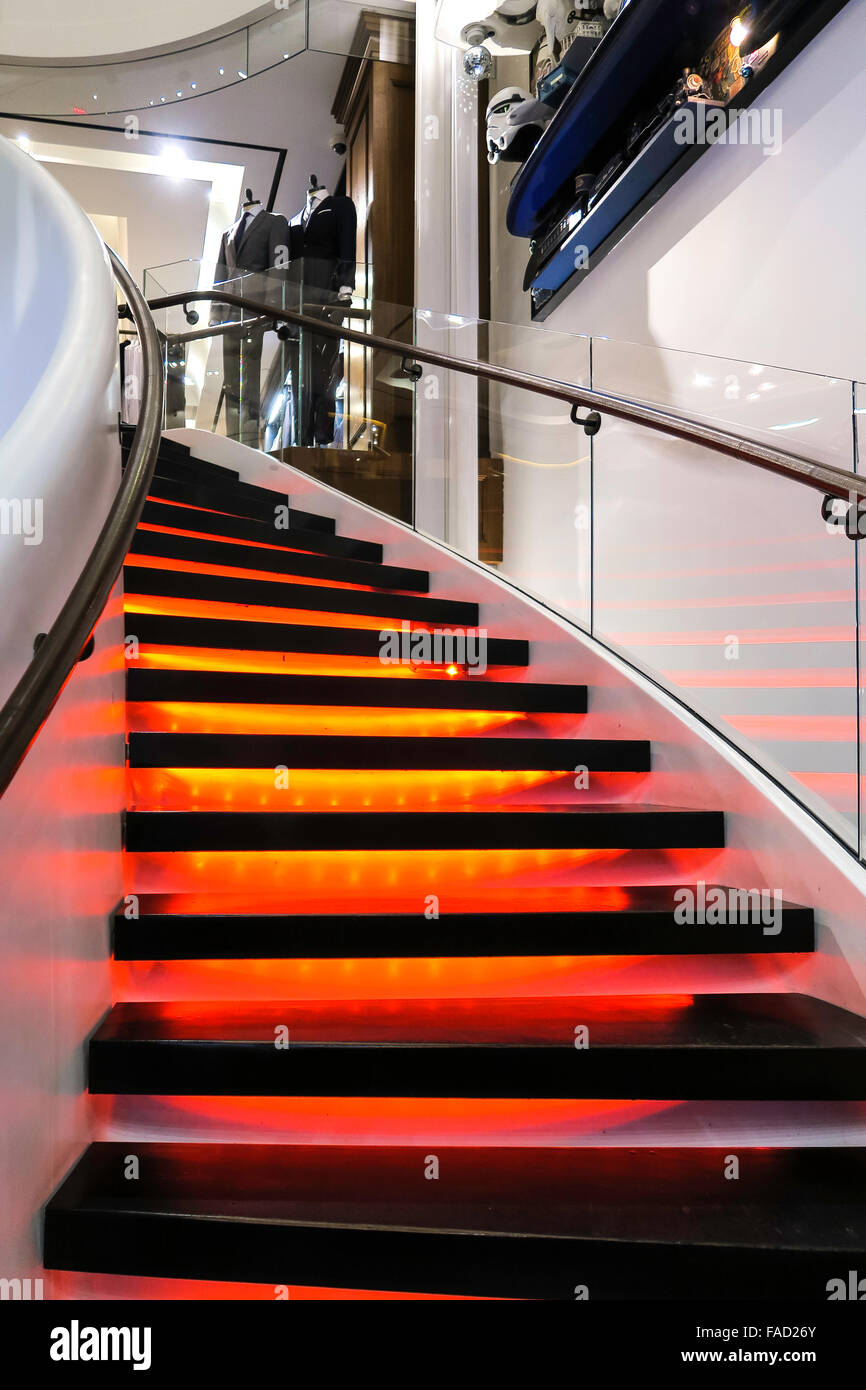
143, 256, 415, 521
590, 343, 859, 849
0, 1, 413, 117
140, 251, 864, 854
417, 332, 861, 853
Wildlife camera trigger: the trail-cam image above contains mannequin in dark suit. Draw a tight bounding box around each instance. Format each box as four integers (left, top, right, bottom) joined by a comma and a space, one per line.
211, 198, 295, 447
290, 181, 358, 445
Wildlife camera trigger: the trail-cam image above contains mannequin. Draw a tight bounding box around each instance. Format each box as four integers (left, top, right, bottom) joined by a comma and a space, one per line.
290, 174, 358, 446
211, 188, 296, 448
293, 174, 356, 296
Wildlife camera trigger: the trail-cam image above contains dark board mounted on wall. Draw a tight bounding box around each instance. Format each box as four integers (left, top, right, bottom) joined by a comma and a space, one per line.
507, 0, 851, 321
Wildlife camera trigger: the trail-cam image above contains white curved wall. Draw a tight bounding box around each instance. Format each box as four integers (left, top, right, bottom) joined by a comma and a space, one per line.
0, 134, 124, 1292
0, 134, 120, 707
0, 1, 267, 62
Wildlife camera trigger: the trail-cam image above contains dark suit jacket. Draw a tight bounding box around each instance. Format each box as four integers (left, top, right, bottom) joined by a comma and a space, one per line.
291, 196, 357, 293
211, 209, 298, 323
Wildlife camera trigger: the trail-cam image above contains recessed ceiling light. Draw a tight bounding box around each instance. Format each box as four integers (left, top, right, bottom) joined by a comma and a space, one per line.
92, 94, 98, 100
176, 90, 182, 97
218, 67, 225, 75
237, 70, 247, 79
191, 81, 197, 89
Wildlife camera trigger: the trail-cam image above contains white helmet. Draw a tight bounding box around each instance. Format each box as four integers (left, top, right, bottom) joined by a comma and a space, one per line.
486, 87, 553, 164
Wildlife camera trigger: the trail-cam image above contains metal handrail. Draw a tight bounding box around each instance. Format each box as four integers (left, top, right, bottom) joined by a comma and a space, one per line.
0, 249, 164, 797
147, 287, 866, 505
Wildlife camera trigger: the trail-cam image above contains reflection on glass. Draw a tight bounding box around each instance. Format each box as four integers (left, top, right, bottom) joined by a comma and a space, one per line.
141, 256, 416, 521
0, 0, 412, 117
138, 257, 864, 852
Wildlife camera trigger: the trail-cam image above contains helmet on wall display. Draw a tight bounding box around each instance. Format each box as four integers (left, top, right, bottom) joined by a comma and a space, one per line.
486, 87, 555, 164
460, 2, 541, 52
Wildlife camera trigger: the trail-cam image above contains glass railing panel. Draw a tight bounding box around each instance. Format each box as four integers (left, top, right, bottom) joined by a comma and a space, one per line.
0, 30, 249, 117
139, 254, 863, 850
591, 337, 854, 468
306, 0, 416, 62
142, 256, 415, 521
286, 270, 414, 519
247, 4, 307, 76
591, 343, 859, 849
0, 1, 412, 117
122, 270, 168, 429
415, 310, 592, 628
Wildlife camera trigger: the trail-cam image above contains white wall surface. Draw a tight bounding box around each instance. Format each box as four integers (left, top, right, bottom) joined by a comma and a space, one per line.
0, 135, 121, 706
0, 595, 123, 1293
0, 134, 123, 1290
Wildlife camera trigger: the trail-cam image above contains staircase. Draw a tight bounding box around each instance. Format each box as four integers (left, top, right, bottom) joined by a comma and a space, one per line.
43, 433, 866, 1300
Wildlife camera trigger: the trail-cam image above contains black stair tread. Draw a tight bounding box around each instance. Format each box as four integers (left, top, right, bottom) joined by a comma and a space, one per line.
123, 565, 478, 626
46, 1140, 866, 1243
124, 448, 238, 490
124, 805, 725, 851
140, 499, 382, 563
121, 425, 192, 464
112, 885, 814, 959
43, 1145, 866, 1299
147, 473, 336, 535
96, 992, 857, 1044
126, 669, 587, 711
149, 472, 336, 536
126, 734, 642, 770
86, 993, 866, 1100
124, 613, 528, 666
122, 885, 811, 917
130, 528, 430, 592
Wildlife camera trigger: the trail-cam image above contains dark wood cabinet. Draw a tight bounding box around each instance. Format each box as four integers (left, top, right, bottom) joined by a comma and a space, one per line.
333, 13, 415, 464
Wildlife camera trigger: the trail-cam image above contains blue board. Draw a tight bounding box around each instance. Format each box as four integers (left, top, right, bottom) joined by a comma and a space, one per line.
529, 107, 708, 292
507, 0, 756, 239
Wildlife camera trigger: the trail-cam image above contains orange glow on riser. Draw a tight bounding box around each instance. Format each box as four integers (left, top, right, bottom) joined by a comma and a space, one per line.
129, 768, 563, 811
124, 593, 455, 634
131, 648, 480, 679
126, 703, 529, 736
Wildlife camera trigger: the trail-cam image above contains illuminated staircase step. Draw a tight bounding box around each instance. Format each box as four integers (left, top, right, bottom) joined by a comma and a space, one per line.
87, 994, 866, 1099
146, 473, 336, 533
124, 565, 478, 625
126, 732, 648, 769
112, 885, 814, 960
131, 528, 429, 592
124, 804, 724, 851
120, 425, 200, 470
124, 613, 528, 665
140, 499, 382, 562
126, 668, 586, 710
44, 1141, 866, 1298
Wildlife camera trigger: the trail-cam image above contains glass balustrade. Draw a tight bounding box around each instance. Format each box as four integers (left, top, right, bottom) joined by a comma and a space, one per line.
140, 255, 865, 854
0, 1, 414, 117
142, 257, 415, 520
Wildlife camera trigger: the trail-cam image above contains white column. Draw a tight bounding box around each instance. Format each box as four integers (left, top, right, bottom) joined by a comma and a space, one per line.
413, 0, 479, 554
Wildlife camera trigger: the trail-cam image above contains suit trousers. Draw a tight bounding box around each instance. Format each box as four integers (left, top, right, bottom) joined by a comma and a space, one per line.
299, 304, 345, 447
222, 324, 265, 448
